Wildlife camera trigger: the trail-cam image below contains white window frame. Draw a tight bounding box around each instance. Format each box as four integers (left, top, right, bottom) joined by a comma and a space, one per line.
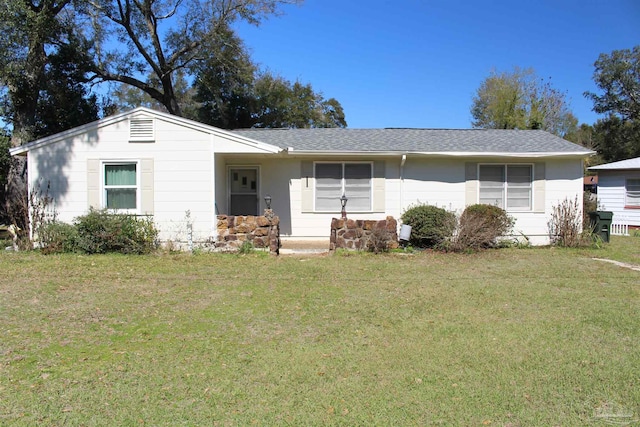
101, 160, 140, 214
314, 161, 373, 212
478, 164, 533, 212
625, 178, 640, 207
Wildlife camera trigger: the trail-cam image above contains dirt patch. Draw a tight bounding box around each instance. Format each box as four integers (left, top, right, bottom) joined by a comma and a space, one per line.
592, 258, 640, 272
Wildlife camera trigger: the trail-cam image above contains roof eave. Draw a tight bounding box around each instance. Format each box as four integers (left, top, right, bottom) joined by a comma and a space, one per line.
9, 146, 28, 156
9, 107, 283, 156
285, 150, 595, 158
9, 108, 138, 156
148, 109, 282, 154
589, 166, 640, 171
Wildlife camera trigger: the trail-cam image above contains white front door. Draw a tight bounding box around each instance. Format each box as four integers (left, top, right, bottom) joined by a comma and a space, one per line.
229, 167, 258, 215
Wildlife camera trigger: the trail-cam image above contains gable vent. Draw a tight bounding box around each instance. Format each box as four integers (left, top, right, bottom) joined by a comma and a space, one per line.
129, 117, 155, 142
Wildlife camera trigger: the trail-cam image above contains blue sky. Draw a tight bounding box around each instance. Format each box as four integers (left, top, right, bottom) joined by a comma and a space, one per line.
235, 0, 640, 129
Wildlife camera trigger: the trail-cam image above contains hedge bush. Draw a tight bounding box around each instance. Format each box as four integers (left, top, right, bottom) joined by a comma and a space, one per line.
400, 204, 456, 249
37, 210, 159, 255
451, 204, 514, 251
74, 209, 158, 254
37, 222, 79, 254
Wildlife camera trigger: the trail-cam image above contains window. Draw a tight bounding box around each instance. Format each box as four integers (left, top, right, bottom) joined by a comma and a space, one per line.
104, 163, 138, 211
626, 179, 640, 207
315, 163, 372, 211
479, 164, 532, 211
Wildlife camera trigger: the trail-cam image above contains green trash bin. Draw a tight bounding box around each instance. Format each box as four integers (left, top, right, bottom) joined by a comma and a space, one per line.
588, 211, 613, 243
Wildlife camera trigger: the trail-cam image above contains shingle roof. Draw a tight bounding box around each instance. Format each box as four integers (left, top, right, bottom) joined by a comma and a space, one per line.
589, 156, 640, 170
231, 128, 592, 154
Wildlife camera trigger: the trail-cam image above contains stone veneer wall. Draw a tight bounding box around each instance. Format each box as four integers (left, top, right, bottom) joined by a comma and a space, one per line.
216, 210, 280, 254
330, 216, 399, 251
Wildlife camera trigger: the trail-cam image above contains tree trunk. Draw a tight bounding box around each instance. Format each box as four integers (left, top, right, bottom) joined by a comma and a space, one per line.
2, 157, 28, 240
161, 73, 182, 116
10, 37, 47, 146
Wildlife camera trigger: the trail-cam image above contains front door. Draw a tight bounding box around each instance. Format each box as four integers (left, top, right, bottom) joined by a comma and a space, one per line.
229, 167, 258, 215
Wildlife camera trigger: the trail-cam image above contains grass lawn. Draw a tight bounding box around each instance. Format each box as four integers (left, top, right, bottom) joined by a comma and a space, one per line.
1, 237, 639, 426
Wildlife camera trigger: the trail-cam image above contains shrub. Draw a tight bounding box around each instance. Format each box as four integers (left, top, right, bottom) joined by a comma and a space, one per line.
451, 204, 514, 251
238, 239, 255, 254
38, 222, 79, 254
400, 204, 456, 249
548, 196, 592, 247
74, 208, 158, 254
8, 179, 54, 251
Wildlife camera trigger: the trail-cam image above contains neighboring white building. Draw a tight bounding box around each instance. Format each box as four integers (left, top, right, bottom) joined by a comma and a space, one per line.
589, 157, 640, 228
10, 107, 593, 246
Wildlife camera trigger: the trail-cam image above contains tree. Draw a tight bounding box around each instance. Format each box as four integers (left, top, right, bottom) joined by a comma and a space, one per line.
592, 116, 640, 163
0, 0, 76, 145
108, 70, 195, 116
251, 72, 346, 128
0, 1, 100, 228
191, 25, 257, 129
471, 67, 576, 137
1, 31, 100, 141
86, 0, 302, 117
190, 29, 347, 129
565, 123, 594, 148
564, 122, 604, 167
584, 46, 640, 162
32, 36, 100, 137
585, 46, 640, 122
0, 133, 12, 224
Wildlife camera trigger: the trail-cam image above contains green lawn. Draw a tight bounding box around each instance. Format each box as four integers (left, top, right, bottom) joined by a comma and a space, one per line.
1, 237, 639, 426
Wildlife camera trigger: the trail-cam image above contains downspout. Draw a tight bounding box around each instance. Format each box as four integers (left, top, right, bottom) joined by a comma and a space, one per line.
400, 154, 407, 216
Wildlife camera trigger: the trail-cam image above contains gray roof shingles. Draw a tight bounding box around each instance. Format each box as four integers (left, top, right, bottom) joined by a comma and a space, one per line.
230, 128, 592, 154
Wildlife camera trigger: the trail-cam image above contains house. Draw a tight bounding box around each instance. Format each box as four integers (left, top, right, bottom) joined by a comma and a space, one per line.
10, 107, 593, 247
589, 157, 640, 228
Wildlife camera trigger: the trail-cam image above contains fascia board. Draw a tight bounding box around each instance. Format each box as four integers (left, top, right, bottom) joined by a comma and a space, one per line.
149, 109, 282, 153
588, 166, 640, 171
9, 113, 125, 156
588, 159, 640, 170
416, 151, 596, 158
284, 150, 595, 158
285, 150, 406, 156
9, 107, 282, 156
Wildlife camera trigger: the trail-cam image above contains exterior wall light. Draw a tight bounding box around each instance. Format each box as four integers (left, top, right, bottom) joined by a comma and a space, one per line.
340, 194, 348, 219
264, 194, 272, 210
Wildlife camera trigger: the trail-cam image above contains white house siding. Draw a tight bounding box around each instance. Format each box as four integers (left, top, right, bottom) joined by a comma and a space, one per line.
283, 156, 401, 239
252, 155, 579, 245
402, 156, 561, 243
18, 108, 590, 248
214, 155, 228, 215
27, 115, 217, 244
500, 157, 583, 245
214, 156, 390, 239
255, 157, 300, 235
596, 171, 640, 226
222, 155, 584, 245
214, 155, 296, 216
401, 157, 466, 212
